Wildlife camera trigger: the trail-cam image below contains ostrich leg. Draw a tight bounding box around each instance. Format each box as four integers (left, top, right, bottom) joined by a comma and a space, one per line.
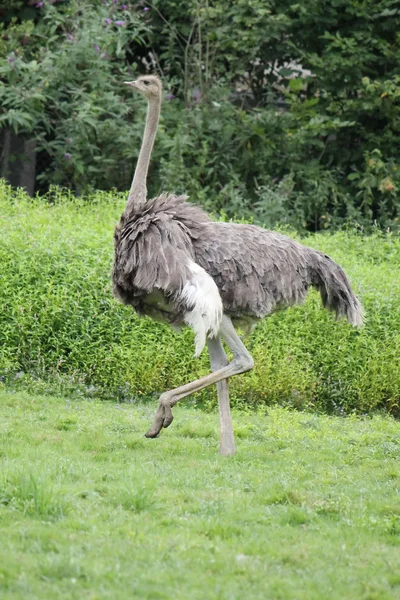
145, 316, 254, 448
207, 337, 235, 456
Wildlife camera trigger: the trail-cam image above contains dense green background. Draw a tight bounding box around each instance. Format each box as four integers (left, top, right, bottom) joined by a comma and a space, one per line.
1, 182, 399, 414
1, 6, 399, 595
1, 0, 399, 231
1, 2, 400, 413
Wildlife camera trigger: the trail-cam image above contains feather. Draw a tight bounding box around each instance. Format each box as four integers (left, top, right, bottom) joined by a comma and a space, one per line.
113, 195, 363, 335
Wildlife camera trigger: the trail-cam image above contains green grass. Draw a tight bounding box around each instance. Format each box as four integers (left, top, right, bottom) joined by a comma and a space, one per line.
1, 181, 400, 414
1, 390, 400, 599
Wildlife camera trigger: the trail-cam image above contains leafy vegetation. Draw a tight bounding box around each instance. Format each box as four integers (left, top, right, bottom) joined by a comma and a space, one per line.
1, 7, 399, 597
0, 0, 149, 192
1, 391, 400, 599
1, 0, 399, 230
1, 183, 400, 414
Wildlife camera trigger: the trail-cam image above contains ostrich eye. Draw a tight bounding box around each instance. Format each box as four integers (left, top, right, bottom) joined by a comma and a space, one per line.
143, 80, 150, 86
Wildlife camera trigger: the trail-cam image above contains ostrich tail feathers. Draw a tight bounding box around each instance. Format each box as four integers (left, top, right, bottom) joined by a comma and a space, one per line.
310, 252, 364, 327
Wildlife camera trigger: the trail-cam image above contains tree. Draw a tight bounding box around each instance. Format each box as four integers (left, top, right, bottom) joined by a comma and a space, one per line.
1, 0, 399, 230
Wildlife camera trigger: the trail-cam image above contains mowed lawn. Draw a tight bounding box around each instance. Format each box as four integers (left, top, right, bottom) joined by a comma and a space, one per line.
0, 390, 399, 600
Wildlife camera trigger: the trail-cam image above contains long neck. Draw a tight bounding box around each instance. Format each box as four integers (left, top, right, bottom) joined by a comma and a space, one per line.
124, 95, 161, 218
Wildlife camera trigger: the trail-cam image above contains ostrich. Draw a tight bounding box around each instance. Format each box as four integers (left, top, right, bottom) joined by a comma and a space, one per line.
113, 75, 363, 456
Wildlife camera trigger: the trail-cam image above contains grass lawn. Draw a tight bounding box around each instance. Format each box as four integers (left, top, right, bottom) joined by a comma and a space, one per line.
0, 390, 399, 600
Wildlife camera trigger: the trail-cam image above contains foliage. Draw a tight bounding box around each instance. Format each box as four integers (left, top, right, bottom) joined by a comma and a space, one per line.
147, 0, 400, 230
1, 391, 400, 599
0, 0, 149, 192
1, 0, 399, 230
1, 183, 400, 415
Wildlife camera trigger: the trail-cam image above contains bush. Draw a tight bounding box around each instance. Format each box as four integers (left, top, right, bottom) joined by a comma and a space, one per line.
1, 0, 399, 231
1, 181, 400, 415
0, 0, 150, 192
146, 0, 400, 230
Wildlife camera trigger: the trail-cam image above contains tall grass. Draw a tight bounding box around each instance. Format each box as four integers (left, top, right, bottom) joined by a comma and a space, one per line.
1, 181, 400, 414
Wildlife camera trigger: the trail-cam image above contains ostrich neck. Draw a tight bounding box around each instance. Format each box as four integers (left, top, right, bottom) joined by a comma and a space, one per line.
124, 96, 161, 218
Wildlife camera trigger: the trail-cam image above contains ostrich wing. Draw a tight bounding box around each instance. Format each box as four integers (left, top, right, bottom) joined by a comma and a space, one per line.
194, 222, 311, 318
113, 194, 222, 356
194, 221, 362, 326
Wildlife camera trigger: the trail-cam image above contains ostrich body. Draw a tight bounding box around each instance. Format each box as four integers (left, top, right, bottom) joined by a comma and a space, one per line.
113, 75, 363, 456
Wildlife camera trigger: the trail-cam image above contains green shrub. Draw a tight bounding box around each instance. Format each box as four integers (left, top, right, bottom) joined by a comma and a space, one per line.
1, 0, 399, 231
1, 181, 399, 414
0, 0, 149, 192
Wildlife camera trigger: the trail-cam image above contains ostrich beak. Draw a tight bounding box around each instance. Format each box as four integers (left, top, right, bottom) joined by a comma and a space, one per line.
124, 80, 137, 88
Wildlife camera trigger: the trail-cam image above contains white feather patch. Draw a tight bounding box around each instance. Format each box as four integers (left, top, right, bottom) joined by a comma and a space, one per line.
180, 261, 223, 357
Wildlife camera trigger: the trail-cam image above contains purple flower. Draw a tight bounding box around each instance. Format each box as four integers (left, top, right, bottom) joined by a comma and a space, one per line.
36, 1, 44, 7
143, 6, 150, 11
120, 3, 128, 8
101, 52, 110, 59
115, 20, 126, 26
94, 44, 101, 52
193, 88, 201, 102
64, 153, 71, 160
105, 18, 112, 24
166, 93, 175, 100
8, 55, 15, 65
66, 33, 73, 41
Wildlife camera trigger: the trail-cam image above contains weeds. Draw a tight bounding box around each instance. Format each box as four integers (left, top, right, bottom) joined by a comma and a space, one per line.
1, 183, 400, 414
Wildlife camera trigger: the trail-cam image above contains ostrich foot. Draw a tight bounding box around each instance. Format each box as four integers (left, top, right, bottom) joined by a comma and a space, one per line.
144, 428, 160, 439
145, 395, 174, 438
162, 405, 174, 428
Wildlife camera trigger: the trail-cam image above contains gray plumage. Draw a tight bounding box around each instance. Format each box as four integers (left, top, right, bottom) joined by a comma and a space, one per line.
113, 193, 363, 329
112, 74, 363, 454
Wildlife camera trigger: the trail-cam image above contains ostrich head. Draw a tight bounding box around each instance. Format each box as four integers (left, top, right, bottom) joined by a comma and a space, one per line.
124, 75, 162, 100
